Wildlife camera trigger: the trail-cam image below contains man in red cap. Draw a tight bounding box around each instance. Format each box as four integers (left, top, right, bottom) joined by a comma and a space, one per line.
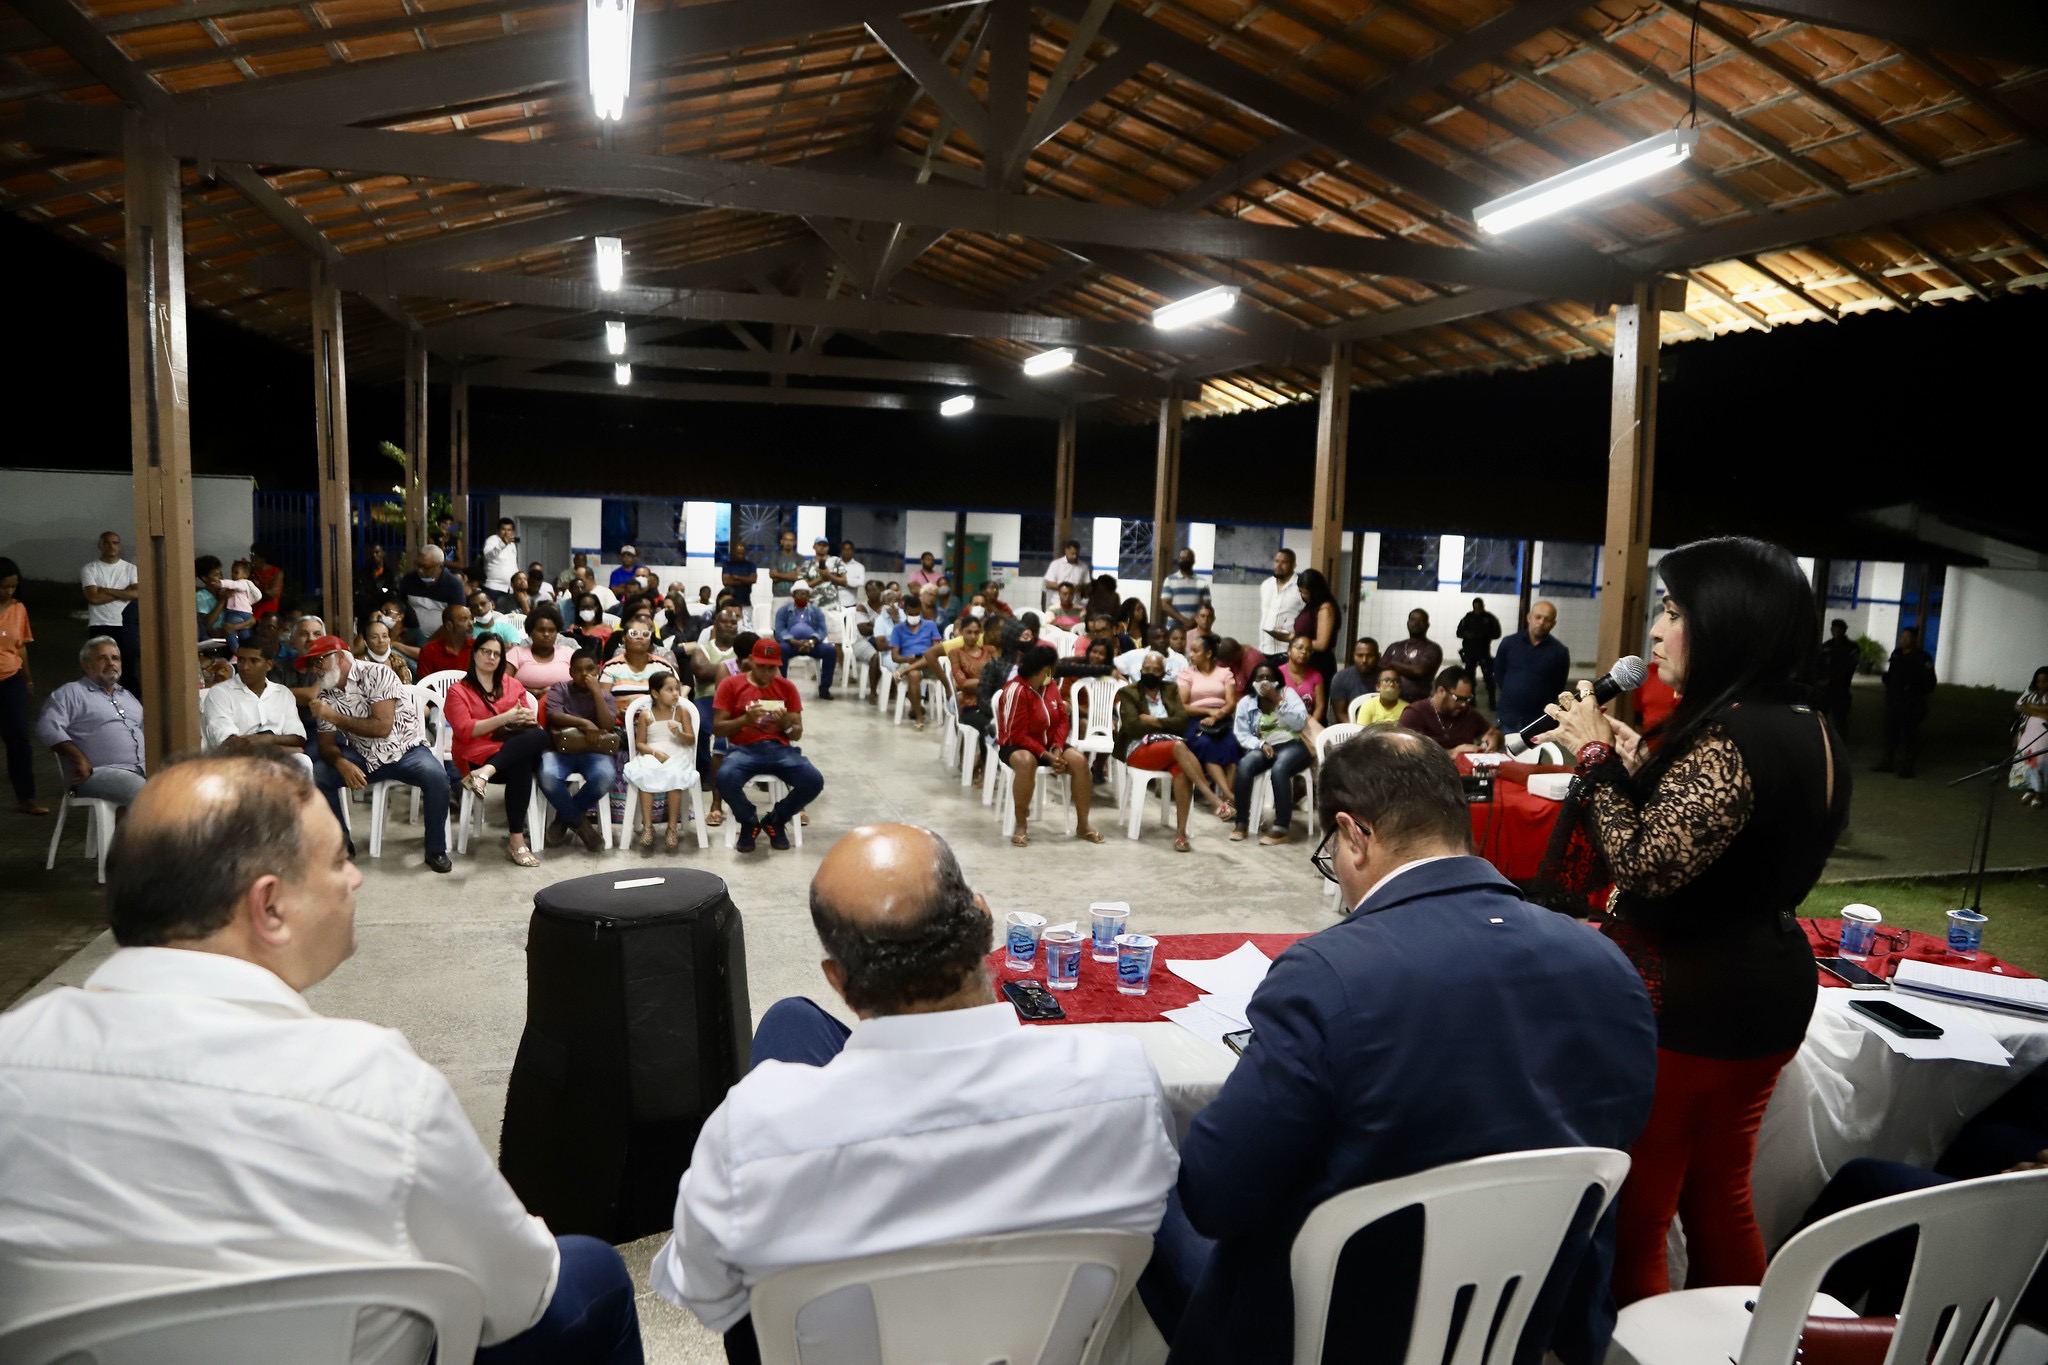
711, 638, 822, 853
300, 634, 454, 873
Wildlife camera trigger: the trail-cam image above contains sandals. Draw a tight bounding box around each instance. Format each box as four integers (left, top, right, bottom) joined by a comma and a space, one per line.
1010, 829, 1029, 847
506, 844, 540, 868
1259, 831, 1291, 847
1213, 801, 1235, 823
705, 808, 725, 827
462, 771, 491, 798
17, 800, 49, 816
1173, 833, 1192, 853
637, 830, 655, 851
1229, 828, 1247, 842
1078, 827, 1105, 844
663, 829, 682, 852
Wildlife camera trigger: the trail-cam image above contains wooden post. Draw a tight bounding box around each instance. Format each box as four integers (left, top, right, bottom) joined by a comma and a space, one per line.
1310, 342, 1352, 591
311, 263, 353, 636
1052, 408, 1077, 554
402, 332, 429, 562
450, 370, 470, 564
1596, 279, 1663, 711
1149, 387, 1182, 614
122, 113, 200, 763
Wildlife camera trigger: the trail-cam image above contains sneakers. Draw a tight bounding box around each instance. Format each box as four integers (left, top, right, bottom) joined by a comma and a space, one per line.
766, 821, 792, 851
734, 824, 761, 854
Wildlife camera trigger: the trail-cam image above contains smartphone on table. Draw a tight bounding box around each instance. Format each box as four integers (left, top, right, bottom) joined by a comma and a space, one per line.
1816, 956, 1887, 990
1848, 998, 1943, 1039
1002, 980, 1065, 1021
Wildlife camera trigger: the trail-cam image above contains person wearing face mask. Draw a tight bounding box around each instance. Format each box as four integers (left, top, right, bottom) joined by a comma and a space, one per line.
356, 615, 414, 686
1115, 652, 1231, 850
568, 592, 613, 652
467, 589, 527, 648
1230, 662, 1310, 845
1348, 666, 1411, 728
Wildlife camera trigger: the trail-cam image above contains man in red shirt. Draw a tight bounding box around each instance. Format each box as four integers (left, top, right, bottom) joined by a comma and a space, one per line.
1214, 637, 1266, 696
712, 640, 824, 853
415, 603, 474, 679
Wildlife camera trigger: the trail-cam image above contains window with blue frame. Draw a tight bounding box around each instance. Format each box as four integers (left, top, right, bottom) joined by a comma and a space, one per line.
1461, 537, 1522, 594
1376, 532, 1438, 591
1538, 542, 1599, 599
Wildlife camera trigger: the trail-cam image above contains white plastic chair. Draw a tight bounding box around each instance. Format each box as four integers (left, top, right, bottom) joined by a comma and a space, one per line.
620, 695, 709, 850
45, 791, 117, 885
749, 1230, 1153, 1365
1117, 751, 1176, 840
989, 685, 1056, 838
1605, 1168, 2048, 1365
0, 1260, 484, 1365
1292, 1147, 1633, 1365
1066, 676, 1118, 764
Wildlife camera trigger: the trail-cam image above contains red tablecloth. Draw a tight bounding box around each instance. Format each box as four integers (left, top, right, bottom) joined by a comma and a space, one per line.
1467, 778, 1564, 881
1801, 917, 2032, 984
987, 932, 1307, 1024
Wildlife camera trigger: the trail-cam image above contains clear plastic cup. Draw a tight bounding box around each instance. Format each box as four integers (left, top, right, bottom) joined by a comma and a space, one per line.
1115, 934, 1158, 996
1946, 908, 1988, 962
1004, 911, 1047, 972
1839, 904, 1882, 959
1089, 903, 1130, 963
1043, 929, 1084, 990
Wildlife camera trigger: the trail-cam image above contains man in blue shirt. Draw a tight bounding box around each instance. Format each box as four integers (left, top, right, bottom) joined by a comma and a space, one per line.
887, 596, 942, 730
607, 545, 640, 592
1151, 728, 1656, 1365
773, 584, 837, 701
1493, 599, 1572, 733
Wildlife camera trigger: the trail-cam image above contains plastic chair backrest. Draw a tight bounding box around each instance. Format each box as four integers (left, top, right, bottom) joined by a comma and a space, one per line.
414, 670, 465, 755
1290, 1147, 1631, 1365
1316, 722, 1364, 762
1071, 676, 1119, 741
1737, 1168, 2048, 1365
1039, 625, 1073, 656
622, 695, 651, 761
749, 1230, 1152, 1365
0, 1261, 483, 1365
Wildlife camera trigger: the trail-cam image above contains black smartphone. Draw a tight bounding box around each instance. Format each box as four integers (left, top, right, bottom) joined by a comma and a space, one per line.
1816, 956, 1887, 990
1849, 998, 1943, 1039
1002, 979, 1065, 1022
1223, 1028, 1254, 1056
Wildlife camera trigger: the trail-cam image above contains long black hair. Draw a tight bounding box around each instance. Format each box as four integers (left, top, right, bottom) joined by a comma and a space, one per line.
1643, 536, 1819, 780
1296, 567, 1340, 630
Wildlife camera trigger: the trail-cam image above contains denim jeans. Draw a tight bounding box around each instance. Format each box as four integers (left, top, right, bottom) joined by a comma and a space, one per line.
778, 639, 836, 692
1233, 739, 1313, 831
538, 749, 618, 822
714, 743, 824, 829
474, 1234, 644, 1365
74, 765, 148, 807
316, 742, 450, 856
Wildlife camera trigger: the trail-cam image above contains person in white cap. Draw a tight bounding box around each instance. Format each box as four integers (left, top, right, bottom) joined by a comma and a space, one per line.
608, 546, 640, 593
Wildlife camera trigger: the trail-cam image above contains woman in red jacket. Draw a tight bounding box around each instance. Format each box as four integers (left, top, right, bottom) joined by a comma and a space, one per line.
994, 643, 1102, 847
445, 633, 550, 867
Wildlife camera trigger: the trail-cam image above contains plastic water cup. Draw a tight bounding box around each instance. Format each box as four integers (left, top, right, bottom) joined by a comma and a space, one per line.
1115, 934, 1158, 996
1004, 911, 1047, 972
1043, 930, 1084, 991
1946, 908, 1988, 962
1089, 902, 1131, 963
1839, 904, 1882, 960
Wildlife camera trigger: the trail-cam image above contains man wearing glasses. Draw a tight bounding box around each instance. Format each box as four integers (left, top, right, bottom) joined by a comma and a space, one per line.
1398, 664, 1497, 755
36, 635, 147, 807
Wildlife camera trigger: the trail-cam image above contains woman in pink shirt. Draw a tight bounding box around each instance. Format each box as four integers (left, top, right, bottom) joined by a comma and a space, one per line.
445, 635, 551, 867
505, 604, 574, 692
1176, 631, 1241, 809
1280, 631, 1328, 743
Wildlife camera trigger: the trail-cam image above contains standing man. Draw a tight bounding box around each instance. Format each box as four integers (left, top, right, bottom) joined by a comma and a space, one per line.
1159, 547, 1210, 631
201, 642, 311, 774
712, 640, 824, 853
480, 517, 521, 595
1877, 626, 1937, 778
838, 539, 867, 600
1258, 548, 1300, 649
301, 635, 453, 872
1042, 539, 1090, 612
907, 552, 944, 590
609, 546, 641, 593
37, 635, 147, 807
1818, 618, 1860, 736
1493, 600, 1571, 733
802, 537, 845, 616
1456, 596, 1503, 709
889, 593, 942, 730
81, 530, 141, 689
721, 541, 760, 629
774, 584, 836, 700
768, 529, 805, 609
1398, 665, 1495, 755
398, 544, 466, 637
1381, 608, 1444, 704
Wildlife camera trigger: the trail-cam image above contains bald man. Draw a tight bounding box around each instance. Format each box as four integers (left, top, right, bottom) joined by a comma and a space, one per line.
1493, 599, 1571, 733
0, 756, 644, 1364
652, 823, 1178, 1357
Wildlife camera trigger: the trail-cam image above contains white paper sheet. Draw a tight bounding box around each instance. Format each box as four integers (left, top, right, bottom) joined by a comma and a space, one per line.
1162, 1002, 1247, 1053
1198, 995, 1250, 1029
1165, 942, 1273, 1000
1814, 989, 2011, 1066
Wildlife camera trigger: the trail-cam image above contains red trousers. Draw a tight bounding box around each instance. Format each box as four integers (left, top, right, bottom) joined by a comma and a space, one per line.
1612, 1046, 1799, 1305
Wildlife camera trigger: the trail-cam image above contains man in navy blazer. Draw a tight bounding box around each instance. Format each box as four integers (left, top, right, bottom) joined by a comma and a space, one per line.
1161, 728, 1658, 1365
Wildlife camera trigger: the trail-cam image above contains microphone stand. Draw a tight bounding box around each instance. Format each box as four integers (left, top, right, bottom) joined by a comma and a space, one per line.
1944, 730, 2048, 915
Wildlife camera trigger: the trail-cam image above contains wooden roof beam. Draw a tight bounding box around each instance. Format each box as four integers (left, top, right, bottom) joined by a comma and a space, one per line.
1729, 0, 2048, 67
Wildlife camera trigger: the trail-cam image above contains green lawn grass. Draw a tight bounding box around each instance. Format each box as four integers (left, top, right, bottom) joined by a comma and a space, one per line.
1800, 872, 2048, 977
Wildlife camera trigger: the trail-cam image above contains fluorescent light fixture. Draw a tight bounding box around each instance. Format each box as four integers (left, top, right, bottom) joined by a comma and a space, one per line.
1153, 286, 1238, 331
587, 0, 634, 121
604, 320, 627, 356
613, 363, 632, 386
1022, 348, 1075, 376
1474, 127, 1699, 235
595, 236, 623, 291
939, 393, 975, 417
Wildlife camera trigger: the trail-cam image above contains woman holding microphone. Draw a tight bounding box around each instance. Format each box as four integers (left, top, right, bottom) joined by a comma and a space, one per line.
1541, 536, 1848, 1304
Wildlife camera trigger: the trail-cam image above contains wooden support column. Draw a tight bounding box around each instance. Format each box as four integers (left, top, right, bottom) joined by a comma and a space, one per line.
1149, 387, 1182, 613
402, 332, 429, 562
1309, 342, 1352, 592
1052, 408, 1077, 553
449, 370, 470, 561
122, 112, 200, 763
311, 263, 353, 635
1596, 279, 1666, 703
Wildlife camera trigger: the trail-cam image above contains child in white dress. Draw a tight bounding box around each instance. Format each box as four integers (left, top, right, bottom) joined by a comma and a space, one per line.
624, 671, 699, 851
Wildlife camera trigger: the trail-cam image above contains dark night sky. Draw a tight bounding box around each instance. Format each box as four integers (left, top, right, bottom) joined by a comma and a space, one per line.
7, 211, 2043, 554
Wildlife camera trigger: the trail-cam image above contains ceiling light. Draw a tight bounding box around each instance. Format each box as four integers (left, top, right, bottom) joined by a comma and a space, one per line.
587, 0, 634, 121
595, 236, 623, 291
1474, 127, 1699, 235
1153, 286, 1238, 331
605, 320, 627, 356
614, 363, 632, 386
1022, 348, 1075, 376
939, 393, 975, 417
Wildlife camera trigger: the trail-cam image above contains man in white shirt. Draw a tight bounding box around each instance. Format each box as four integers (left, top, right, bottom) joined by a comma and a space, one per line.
481, 517, 522, 594
202, 642, 311, 773
0, 756, 644, 1365
1116, 626, 1187, 681
1258, 546, 1302, 648
1042, 538, 1091, 610
837, 539, 867, 598
81, 529, 141, 683
652, 823, 1178, 1355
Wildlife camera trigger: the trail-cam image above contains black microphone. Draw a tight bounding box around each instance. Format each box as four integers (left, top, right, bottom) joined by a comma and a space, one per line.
1503, 655, 1647, 756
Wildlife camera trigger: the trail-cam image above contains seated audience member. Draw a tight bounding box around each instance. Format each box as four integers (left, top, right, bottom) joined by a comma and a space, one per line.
355, 614, 414, 686
540, 648, 618, 852
0, 757, 644, 1365
527, 560, 556, 603
446, 635, 549, 868
1382, 608, 1443, 703
624, 670, 699, 852
1116, 626, 1187, 683
608, 545, 641, 592
845, 582, 890, 693
712, 640, 824, 854
1279, 632, 1327, 738
468, 589, 526, 648
1086, 573, 1121, 623
398, 543, 466, 636
196, 555, 257, 646
202, 642, 310, 773
1050, 581, 1084, 630
994, 643, 1101, 847
416, 602, 475, 678
652, 824, 1176, 1361
1075, 611, 1133, 659
1326, 637, 1381, 724
506, 602, 573, 692
1116, 652, 1230, 850
1214, 636, 1266, 696
773, 584, 836, 700
931, 579, 960, 631
1151, 729, 1657, 1365
495, 571, 537, 617
888, 594, 942, 730
1121, 597, 1151, 643
568, 592, 613, 651
942, 615, 996, 753
302, 634, 453, 873
1399, 665, 1494, 755
1349, 666, 1411, 728
602, 619, 671, 714
38, 635, 148, 807
1177, 632, 1241, 804
1231, 662, 1311, 845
